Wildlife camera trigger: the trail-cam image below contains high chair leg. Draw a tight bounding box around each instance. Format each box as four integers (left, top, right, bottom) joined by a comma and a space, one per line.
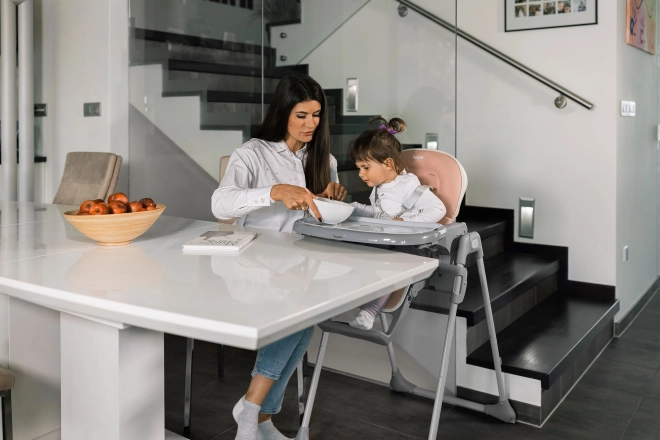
295, 332, 329, 440
296, 361, 305, 425
381, 314, 416, 393
477, 256, 516, 422
184, 338, 194, 435
428, 302, 458, 440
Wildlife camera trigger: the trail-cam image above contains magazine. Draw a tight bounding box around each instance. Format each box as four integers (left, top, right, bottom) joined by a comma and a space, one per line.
182, 231, 257, 253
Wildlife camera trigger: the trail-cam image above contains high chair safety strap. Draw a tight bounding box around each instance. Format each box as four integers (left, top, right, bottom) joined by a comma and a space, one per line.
374, 185, 433, 219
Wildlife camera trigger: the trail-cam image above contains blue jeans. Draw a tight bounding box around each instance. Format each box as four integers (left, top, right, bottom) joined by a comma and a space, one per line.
251, 326, 314, 414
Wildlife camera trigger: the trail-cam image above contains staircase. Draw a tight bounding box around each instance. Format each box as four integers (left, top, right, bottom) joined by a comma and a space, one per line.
434, 205, 618, 425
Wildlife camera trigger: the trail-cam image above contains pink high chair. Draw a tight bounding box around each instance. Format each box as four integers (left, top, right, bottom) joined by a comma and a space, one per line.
294, 149, 516, 440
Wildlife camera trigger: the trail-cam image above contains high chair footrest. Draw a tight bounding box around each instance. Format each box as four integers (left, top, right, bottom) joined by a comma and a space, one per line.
318, 320, 393, 346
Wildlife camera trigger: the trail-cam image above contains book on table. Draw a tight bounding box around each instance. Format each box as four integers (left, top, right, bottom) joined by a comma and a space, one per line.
182, 231, 257, 253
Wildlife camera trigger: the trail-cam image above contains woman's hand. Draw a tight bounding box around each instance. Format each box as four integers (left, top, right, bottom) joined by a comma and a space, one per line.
271, 184, 322, 221
318, 182, 347, 201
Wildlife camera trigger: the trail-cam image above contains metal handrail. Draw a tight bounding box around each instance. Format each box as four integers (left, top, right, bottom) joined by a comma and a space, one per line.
397, 0, 594, 110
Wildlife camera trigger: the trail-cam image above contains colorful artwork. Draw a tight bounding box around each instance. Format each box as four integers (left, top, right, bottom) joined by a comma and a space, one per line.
626, 0, 657, 54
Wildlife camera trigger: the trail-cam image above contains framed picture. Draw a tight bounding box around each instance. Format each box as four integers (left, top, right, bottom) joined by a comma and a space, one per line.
626, 0, 656, 54
505, 0, 598, 32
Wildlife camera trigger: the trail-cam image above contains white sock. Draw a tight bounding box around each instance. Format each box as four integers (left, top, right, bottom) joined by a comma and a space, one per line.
258, 419, 291, 440
349, 310, 375, 330
233, 396, 260, 440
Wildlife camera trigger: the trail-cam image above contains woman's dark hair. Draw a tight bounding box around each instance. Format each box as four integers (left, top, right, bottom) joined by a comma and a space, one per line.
255, 74, 330, 195
350, 116, 407, 173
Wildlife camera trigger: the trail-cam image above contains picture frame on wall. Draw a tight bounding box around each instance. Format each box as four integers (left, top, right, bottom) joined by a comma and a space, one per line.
505, 0, 598, 32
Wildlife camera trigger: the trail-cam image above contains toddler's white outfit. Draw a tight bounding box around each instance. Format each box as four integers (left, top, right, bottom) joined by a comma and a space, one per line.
349, 171, 446, 330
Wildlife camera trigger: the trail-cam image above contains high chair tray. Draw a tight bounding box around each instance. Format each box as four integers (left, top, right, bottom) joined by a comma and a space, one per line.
293, 216, 446, 246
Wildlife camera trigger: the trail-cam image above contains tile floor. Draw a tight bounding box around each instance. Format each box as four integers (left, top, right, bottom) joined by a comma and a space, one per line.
165, 293, 660, 440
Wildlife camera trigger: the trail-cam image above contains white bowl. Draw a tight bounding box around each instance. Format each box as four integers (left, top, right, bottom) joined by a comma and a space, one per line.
312, 197, 354, 224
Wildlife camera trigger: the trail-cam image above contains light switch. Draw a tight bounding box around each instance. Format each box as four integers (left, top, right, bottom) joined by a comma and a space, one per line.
621, 101, 629, 116
630, 101, 636, 116
84, 102, 101, 117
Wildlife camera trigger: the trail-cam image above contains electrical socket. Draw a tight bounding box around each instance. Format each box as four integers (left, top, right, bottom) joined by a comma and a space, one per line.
623, 245, 629, 263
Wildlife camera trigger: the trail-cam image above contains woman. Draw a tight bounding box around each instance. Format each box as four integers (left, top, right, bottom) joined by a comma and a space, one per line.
211, 74, 346, 440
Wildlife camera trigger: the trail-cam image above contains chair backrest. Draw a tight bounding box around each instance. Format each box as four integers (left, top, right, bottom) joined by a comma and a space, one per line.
106, 155, 123, 200
52, 152, 118, 205
400, 149, 468, 225
219, 155, 230, 181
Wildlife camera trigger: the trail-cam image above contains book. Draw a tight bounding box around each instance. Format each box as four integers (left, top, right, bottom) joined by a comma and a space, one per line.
182, 231, 257, 253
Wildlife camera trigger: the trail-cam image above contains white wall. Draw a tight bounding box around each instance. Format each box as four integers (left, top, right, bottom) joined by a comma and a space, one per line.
34, 0, 129, 202
615, 0, 659, 321
301, 1, 457, 152
456, 1, 618, 285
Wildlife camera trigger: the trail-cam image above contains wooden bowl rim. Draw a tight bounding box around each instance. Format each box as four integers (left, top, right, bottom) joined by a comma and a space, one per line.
64, 204, 166, 217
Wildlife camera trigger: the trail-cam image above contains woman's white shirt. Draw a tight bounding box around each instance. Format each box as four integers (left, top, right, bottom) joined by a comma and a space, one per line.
211, 138, 338, 233
351, 171, 446, 223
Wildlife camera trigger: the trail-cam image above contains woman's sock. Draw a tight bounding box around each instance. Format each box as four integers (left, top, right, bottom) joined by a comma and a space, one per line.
233, 396, 260, 440
258, 419, 291, 440
349, 310, 376, 330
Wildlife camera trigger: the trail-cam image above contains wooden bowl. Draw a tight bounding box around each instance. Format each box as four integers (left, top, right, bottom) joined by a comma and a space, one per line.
63, 204, 166, 246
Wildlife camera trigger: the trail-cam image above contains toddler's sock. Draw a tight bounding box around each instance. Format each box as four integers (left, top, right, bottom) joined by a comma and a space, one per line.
258, 419, 291, 440
233, 396, 260, 440
349, 310, 376, 330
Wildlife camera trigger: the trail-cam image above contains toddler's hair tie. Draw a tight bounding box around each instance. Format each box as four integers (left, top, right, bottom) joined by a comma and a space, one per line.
379, 124, 397, 135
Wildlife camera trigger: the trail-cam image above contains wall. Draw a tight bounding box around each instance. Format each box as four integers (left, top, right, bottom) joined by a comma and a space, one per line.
34, 0, 129, 202
615, 0, 659, 321
300, 1, 457, 153
456, 1, 618, 285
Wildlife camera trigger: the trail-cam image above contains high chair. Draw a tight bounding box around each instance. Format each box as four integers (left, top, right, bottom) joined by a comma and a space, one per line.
293, 149, 516, 440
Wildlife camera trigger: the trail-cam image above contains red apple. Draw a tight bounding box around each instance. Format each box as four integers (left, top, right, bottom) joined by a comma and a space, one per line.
127, 201, 143, 213
88, 203, 109, 215
108, 192, 129, 204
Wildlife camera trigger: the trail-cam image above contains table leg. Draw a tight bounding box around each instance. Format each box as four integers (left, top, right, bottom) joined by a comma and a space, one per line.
60, 312, 164, 440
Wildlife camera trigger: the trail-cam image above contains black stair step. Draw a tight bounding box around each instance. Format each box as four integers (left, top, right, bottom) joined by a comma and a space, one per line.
467, 294, 619, 389
134, 28, 274, 57
411, 251, 560, 326
463, 219, 508, 241
168, 59, 307, 79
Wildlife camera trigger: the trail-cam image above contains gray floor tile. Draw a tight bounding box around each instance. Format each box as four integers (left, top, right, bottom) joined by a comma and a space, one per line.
622, 418, 660, 440
630, 312, 660, 332
600, 337, 660, 370
646, 369, 660, 396
211, 408, 421, 440
633, 394, 660, 425
564, 380, 644, 417
308, 367, 451, 439
534, 400, 629, 440
579, 356, 656, 395
619, 325, 660, 347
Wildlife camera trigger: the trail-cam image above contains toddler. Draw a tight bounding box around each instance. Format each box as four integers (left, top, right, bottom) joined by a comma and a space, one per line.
349, 117, 446, 330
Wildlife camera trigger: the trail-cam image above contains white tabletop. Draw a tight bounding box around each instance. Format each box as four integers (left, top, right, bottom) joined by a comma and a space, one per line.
0, 202, 438, 349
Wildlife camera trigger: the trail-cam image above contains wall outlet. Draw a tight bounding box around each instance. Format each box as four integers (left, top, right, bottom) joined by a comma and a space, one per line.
623, 245, 629, 263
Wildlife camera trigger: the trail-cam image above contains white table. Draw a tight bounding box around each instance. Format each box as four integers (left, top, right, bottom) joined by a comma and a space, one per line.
0, 202, 438, 440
